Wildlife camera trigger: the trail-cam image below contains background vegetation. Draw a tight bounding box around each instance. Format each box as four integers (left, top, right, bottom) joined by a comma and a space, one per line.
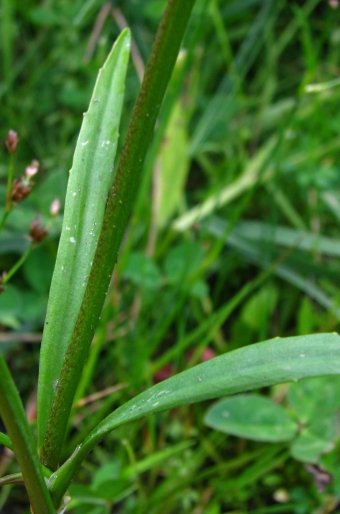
1, 0, 340, 512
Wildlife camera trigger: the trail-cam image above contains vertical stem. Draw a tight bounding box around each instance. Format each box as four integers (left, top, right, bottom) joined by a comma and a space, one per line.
5, 153, 14, 211
2, 244, 33, 284
0, 153, 14, 232
0, 354, 55, 513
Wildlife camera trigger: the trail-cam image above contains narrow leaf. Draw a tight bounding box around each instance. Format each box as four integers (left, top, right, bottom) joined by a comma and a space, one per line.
0, 431, 13, 450
37, 29, 131, 450
0, 353, 54, 513
49, 333, 340, 504
157, 100, 190, 227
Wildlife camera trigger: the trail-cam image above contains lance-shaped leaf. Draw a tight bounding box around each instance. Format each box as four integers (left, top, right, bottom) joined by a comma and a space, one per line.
37, 29, 131, 450
48, 333, 340, 505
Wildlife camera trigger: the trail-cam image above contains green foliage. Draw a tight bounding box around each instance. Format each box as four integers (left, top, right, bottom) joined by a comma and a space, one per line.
205, 375, 340, 465
1, 0, 340, 513
205, 394, 297, 443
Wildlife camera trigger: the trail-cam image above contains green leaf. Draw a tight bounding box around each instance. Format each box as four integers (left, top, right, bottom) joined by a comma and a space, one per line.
157, 100, 190, 227
23, 246, 55, 294
49, 333, 340, 503
290, 428, 336, 464
0, 285, 22, 328
0, 285, 22, 319
288, 376, 340, 423
0, 353, 54, 513
164, 241, 204, 284
241, 284, 278, 331
287, 376, 340, 463
37, 29, 131, 453
39, 0, 197, 472
204, 394, 297, 442
0, 431, 13, 451
123, 252, 162, 289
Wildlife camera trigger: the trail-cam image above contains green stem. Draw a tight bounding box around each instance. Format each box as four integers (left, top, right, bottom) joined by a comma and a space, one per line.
5, 153, 14, 212
0, 210, 9, 232
0, 153, 14, 232
40, 0, 197, 474
0, 354, 55, 513
3, 244, 33, 284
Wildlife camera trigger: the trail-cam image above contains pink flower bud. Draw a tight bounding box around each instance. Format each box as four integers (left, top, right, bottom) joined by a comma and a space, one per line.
201, 347, 216, 362
25, 160, 39, 178
50, 198, 61, 217
153, 364, 173, 383
6, 130, 19, 154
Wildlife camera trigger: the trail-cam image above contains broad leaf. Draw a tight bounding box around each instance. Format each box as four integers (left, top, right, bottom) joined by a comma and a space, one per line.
49, 333, 340, 504
204, 394, 297, 442
288, 376, 340, 463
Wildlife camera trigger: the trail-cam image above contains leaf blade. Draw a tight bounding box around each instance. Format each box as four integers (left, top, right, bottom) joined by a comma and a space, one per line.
204, 394, 297, 442
49, 333, 340, 503
37, 29, 131, 450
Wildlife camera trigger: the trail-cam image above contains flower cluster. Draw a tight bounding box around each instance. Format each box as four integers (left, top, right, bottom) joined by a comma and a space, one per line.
10, 160, 39, 205
1, 130, 62, 288
29, 218, 48, 245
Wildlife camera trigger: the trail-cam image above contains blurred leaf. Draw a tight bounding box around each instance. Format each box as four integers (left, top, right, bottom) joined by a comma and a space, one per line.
164, 241, 204, 284
290, 429, 336, 464
189, 279, 208, 298
288, 377, 340, 463
31, 169, 68, 216
92, 461, 121, 489
288, 376, 340, 423
205, 394, 297, 442
124, 252, 162, 289
0, 234, 30, 254
157, 100, 189, 227
0, 285, 22, 320
23, 246, 55, 294
20, 291, 47, 322
143, 0, 167, 20
29, 7, 63, 26
241, 284, 278, 331
297, 297, 316, 335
